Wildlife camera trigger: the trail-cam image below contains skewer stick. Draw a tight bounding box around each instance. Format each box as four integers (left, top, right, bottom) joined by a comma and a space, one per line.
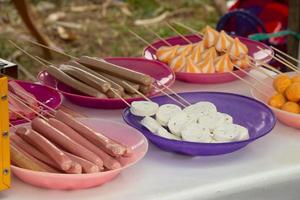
21, 38, 77, 59
10, 110, 31, 122
159, 84, 191, 106
8, 85, 56, 114
10, 93, 49, 121
271, 46, 300, 64
276, 54, 300, 73
144, 25, 172, 46
173, 21, 203, 38
127, 29, 158, 51
257, 46, 300, 73
110, 89, 131, 107
165, 22, 192, 44
9, 122, 17, 130
151, 84, 186, 107
233, 64, 273, 90
8, 40, 49, 68
228, 71, 268, 97
248, 60, 276, 79
122, 81, 152, 102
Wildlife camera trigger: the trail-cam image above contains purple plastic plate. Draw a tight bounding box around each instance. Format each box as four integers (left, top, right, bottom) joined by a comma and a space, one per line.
10, 80, 62, 125
37, 57, 175, 109
122, 92, 276, 156
143, 34, 274, 84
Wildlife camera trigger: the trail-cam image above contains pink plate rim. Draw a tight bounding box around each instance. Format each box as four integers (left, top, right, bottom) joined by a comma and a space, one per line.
10, 118, 149, 177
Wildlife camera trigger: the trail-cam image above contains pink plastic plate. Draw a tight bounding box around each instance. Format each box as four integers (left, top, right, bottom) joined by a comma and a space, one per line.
11, 118, 148, 190
143, 34, 273, 84
251, 72, 300, 129
37, 57, 175, 109
10, 80, 62, 125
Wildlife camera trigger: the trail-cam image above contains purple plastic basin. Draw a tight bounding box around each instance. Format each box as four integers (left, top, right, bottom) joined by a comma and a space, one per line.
143, 34, 274, 84
10, 80, 62, 125
123, 92, 276, 156
37, 57, 175, 109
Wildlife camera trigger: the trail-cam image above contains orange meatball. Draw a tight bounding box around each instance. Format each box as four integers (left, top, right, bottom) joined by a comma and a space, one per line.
268, 93, 286, 108
281, 101, 300, 114
285, 82, 300, 102
291, 75, 300, 83
273, 75, 292, 93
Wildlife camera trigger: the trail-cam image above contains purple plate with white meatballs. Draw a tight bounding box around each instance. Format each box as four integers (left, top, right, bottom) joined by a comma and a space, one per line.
122, 92, 276, 156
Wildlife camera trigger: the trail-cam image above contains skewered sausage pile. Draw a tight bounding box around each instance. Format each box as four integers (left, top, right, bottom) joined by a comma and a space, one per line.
10, 110, 131, 174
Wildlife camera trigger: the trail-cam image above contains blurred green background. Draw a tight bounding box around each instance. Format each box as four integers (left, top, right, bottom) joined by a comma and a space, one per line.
0, 0, 220, 79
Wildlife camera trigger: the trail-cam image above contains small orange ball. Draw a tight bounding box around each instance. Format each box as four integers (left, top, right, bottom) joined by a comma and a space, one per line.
281, 101, 300, 114
291, 75, 300, 83
285, 82, 300, 102
268, 93, 286, 108
273, 75, 292, 93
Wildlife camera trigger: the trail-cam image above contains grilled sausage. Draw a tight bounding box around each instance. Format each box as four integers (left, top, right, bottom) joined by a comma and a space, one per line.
32, 118, 104, 169
97, 72, 140, 94
78, 56, 154, 86
49, 116, 120, 170
11, 141, 57, 173
15, 127, 72, 171
66, 60, 125, 96
59, 64, 111, 93
46, 65, 107, 98
63, 151, 99, 173
54, 110, 126, 157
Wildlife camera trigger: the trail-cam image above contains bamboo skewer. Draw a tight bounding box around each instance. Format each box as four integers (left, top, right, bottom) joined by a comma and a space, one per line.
165, 22, 192, 44
257, 46, 300, 73
110, 89, 131, 107
10, 93, 49, 121
10, 109, 31, 122
160, 84, 191, 106
173, 21, 203, 38
151, 84, 187, 107
128, 29, 158, 51
122, 81, 152, 102
21, 38, 76, 59
276, 54, 300, 73
143, 25, 172, 46
271, 46, 300, 64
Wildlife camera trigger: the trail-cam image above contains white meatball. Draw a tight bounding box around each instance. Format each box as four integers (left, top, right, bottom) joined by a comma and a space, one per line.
181, 123, 212, 143
141, 116, 161, 133
130, 101, 159, 117
223, 113, 233, 124
212, 124, 241, 142
157, 127, 181, 140
233, 124, 249, 141
183, 101, 217, 118
168, 111, 189, 137
155, 104, 182, 126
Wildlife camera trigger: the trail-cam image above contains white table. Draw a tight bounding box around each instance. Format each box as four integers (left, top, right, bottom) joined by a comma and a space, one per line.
2, 70, 300, 200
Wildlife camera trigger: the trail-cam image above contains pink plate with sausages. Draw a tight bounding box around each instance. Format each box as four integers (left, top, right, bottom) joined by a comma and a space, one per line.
10, 80, 62, 125
11, 118, 148, 190
143, 34, 273, 84
37, 57, 175, 109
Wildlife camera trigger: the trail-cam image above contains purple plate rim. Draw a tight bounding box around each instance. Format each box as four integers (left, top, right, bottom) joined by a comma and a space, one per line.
122, 91, 277, 146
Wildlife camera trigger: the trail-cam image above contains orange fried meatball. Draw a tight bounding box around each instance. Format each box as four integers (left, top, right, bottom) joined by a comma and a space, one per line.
281, 101, 300, 114
273, 75, 292, 93
291, 75, 300, 83
268, 93, 286, 108
285, 82, 300, 102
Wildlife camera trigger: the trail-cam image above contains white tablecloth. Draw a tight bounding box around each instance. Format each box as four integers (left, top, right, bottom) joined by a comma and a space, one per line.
3, 70, 300, 200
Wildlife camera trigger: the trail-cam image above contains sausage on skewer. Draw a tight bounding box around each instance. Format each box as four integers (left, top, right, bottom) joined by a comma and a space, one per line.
15, 127, 73, 171
48, 117, 121, 170
46, 66, 107, 98
78, 56, 154, 86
